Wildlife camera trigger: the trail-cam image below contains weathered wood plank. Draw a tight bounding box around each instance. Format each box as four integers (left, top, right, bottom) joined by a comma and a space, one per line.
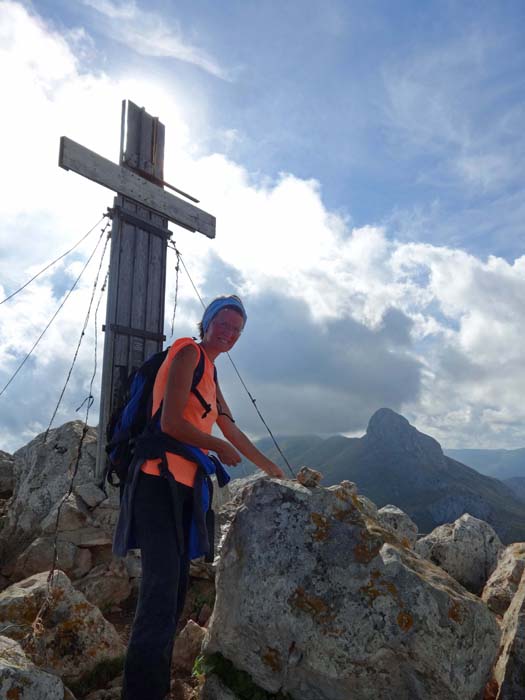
59, 136, 215, 238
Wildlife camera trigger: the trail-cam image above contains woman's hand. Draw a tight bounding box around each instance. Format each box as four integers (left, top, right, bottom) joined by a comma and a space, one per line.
214, 440, 242, 466
261, 460, 285, 479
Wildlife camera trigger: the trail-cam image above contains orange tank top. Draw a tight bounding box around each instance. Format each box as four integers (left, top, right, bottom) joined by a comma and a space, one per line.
141, 337, 218, 487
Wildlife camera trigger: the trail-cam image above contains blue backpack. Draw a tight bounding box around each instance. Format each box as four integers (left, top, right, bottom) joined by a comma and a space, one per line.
104, 344, 216, 488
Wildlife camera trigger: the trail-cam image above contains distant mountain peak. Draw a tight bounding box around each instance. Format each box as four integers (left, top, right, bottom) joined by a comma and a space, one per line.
366, 408, 444, 464
367, 408, 411, 435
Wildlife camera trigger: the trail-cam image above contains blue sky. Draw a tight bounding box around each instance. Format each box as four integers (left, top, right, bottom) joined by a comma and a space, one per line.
0, 0, 524, 452
36, 0, 525, 257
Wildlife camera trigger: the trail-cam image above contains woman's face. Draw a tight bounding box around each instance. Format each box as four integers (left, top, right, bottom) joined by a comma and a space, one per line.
205, 308, 244, 353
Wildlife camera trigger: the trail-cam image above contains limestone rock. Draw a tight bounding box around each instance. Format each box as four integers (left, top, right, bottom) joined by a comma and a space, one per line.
0, 450, 15, 497
0, 570, 124, 684
40, 493, 91, 534
75, 559, 132, 611
84, 689, 121, 700
492, 570, 525, 699
482, 543, 525, 616
200, 674, 239, 699
377, 504, 418, 548
197, 603, 213, 627
9, 536, 92, 581
123, 551, 142, 580
172, 619, 206, 673
190, 559, 216, 581
205, 478, 500, 700
296, 466, 322, 488
91, 491, 120, 531
216, 474, 263, 558
415, 513, 503, 593
74, 482, 107, 509
0, 635, 68, 700
356, 494, 378, 518
0, 422, 98, 570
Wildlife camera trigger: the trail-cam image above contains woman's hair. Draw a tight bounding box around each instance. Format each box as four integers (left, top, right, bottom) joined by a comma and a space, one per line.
198, 295, 246, 339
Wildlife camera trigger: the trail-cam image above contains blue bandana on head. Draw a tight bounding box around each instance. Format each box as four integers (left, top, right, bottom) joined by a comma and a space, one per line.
202, 296, 247, 333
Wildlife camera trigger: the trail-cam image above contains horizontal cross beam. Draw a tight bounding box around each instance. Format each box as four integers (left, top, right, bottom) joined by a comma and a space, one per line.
59, 136, 216, 239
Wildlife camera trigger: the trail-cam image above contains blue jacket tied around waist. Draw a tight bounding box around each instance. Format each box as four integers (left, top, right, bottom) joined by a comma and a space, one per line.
113, 429, 230, 561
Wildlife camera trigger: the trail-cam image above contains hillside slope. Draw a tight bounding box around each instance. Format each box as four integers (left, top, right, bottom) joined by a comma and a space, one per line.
445, 448, 525, 479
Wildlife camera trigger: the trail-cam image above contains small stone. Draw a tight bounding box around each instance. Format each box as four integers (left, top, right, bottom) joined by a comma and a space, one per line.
296, 466, 323, 488
172, 619, 206, 673
190, 558, 216, 580
74, 482, 107, 509
377, 504, 418, 548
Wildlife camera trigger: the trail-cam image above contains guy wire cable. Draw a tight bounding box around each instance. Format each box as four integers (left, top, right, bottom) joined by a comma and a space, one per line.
169, 243, 181, 338
25, 255, 111, 649
0, 221, 109, 400
0, 213, 107, 305
168, 242, 296, 478
44, 230, 110, 441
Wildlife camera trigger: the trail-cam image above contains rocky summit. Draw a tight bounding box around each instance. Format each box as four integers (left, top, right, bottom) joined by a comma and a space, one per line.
205, 477, 500, 700
2, 419, 525, 699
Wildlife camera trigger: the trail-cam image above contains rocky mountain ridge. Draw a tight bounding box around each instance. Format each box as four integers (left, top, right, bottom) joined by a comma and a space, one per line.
250, 408, 525, 543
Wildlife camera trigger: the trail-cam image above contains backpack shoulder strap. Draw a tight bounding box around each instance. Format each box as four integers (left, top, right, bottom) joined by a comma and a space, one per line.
191, 345, 216, 419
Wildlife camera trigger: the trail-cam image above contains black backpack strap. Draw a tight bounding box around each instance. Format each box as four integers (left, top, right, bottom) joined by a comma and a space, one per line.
191, 345, 214, 419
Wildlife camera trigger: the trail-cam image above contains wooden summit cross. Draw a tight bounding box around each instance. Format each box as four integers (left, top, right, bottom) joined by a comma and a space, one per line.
59, 99, 216, 479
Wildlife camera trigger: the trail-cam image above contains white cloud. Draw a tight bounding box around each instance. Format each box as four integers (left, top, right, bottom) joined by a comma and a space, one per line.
1, 1, 525, 453
82, 0, 229, 79
382, 28, 524, 195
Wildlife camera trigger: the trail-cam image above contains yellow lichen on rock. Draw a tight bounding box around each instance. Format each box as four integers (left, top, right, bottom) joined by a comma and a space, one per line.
310, 513, 330, 541
289, 586, 335, 625
261, 647, 282, 673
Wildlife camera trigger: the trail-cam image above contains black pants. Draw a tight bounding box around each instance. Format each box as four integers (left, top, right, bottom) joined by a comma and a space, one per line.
122, 472, 193, 700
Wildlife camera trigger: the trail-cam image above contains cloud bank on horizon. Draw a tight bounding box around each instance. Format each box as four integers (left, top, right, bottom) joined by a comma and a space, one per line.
0, 0, 524, 453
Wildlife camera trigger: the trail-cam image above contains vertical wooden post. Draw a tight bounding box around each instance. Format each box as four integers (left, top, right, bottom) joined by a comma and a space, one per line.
95, 101, 171, 480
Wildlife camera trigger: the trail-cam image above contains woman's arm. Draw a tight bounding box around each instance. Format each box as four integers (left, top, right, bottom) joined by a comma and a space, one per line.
216, 384, 285, 478
160, 345, 241, 466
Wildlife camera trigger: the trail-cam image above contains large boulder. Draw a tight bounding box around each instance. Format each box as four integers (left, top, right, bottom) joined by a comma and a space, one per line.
415, 513, 503, 593
205, 478, 500, 700
492, 569, 525, 699
0, 422, 98, 571
0, 570, 124, 685
0, 635, 70, 699
0, 423, 128, 606
377, 504, 418, 547
482, 543, 525, 616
